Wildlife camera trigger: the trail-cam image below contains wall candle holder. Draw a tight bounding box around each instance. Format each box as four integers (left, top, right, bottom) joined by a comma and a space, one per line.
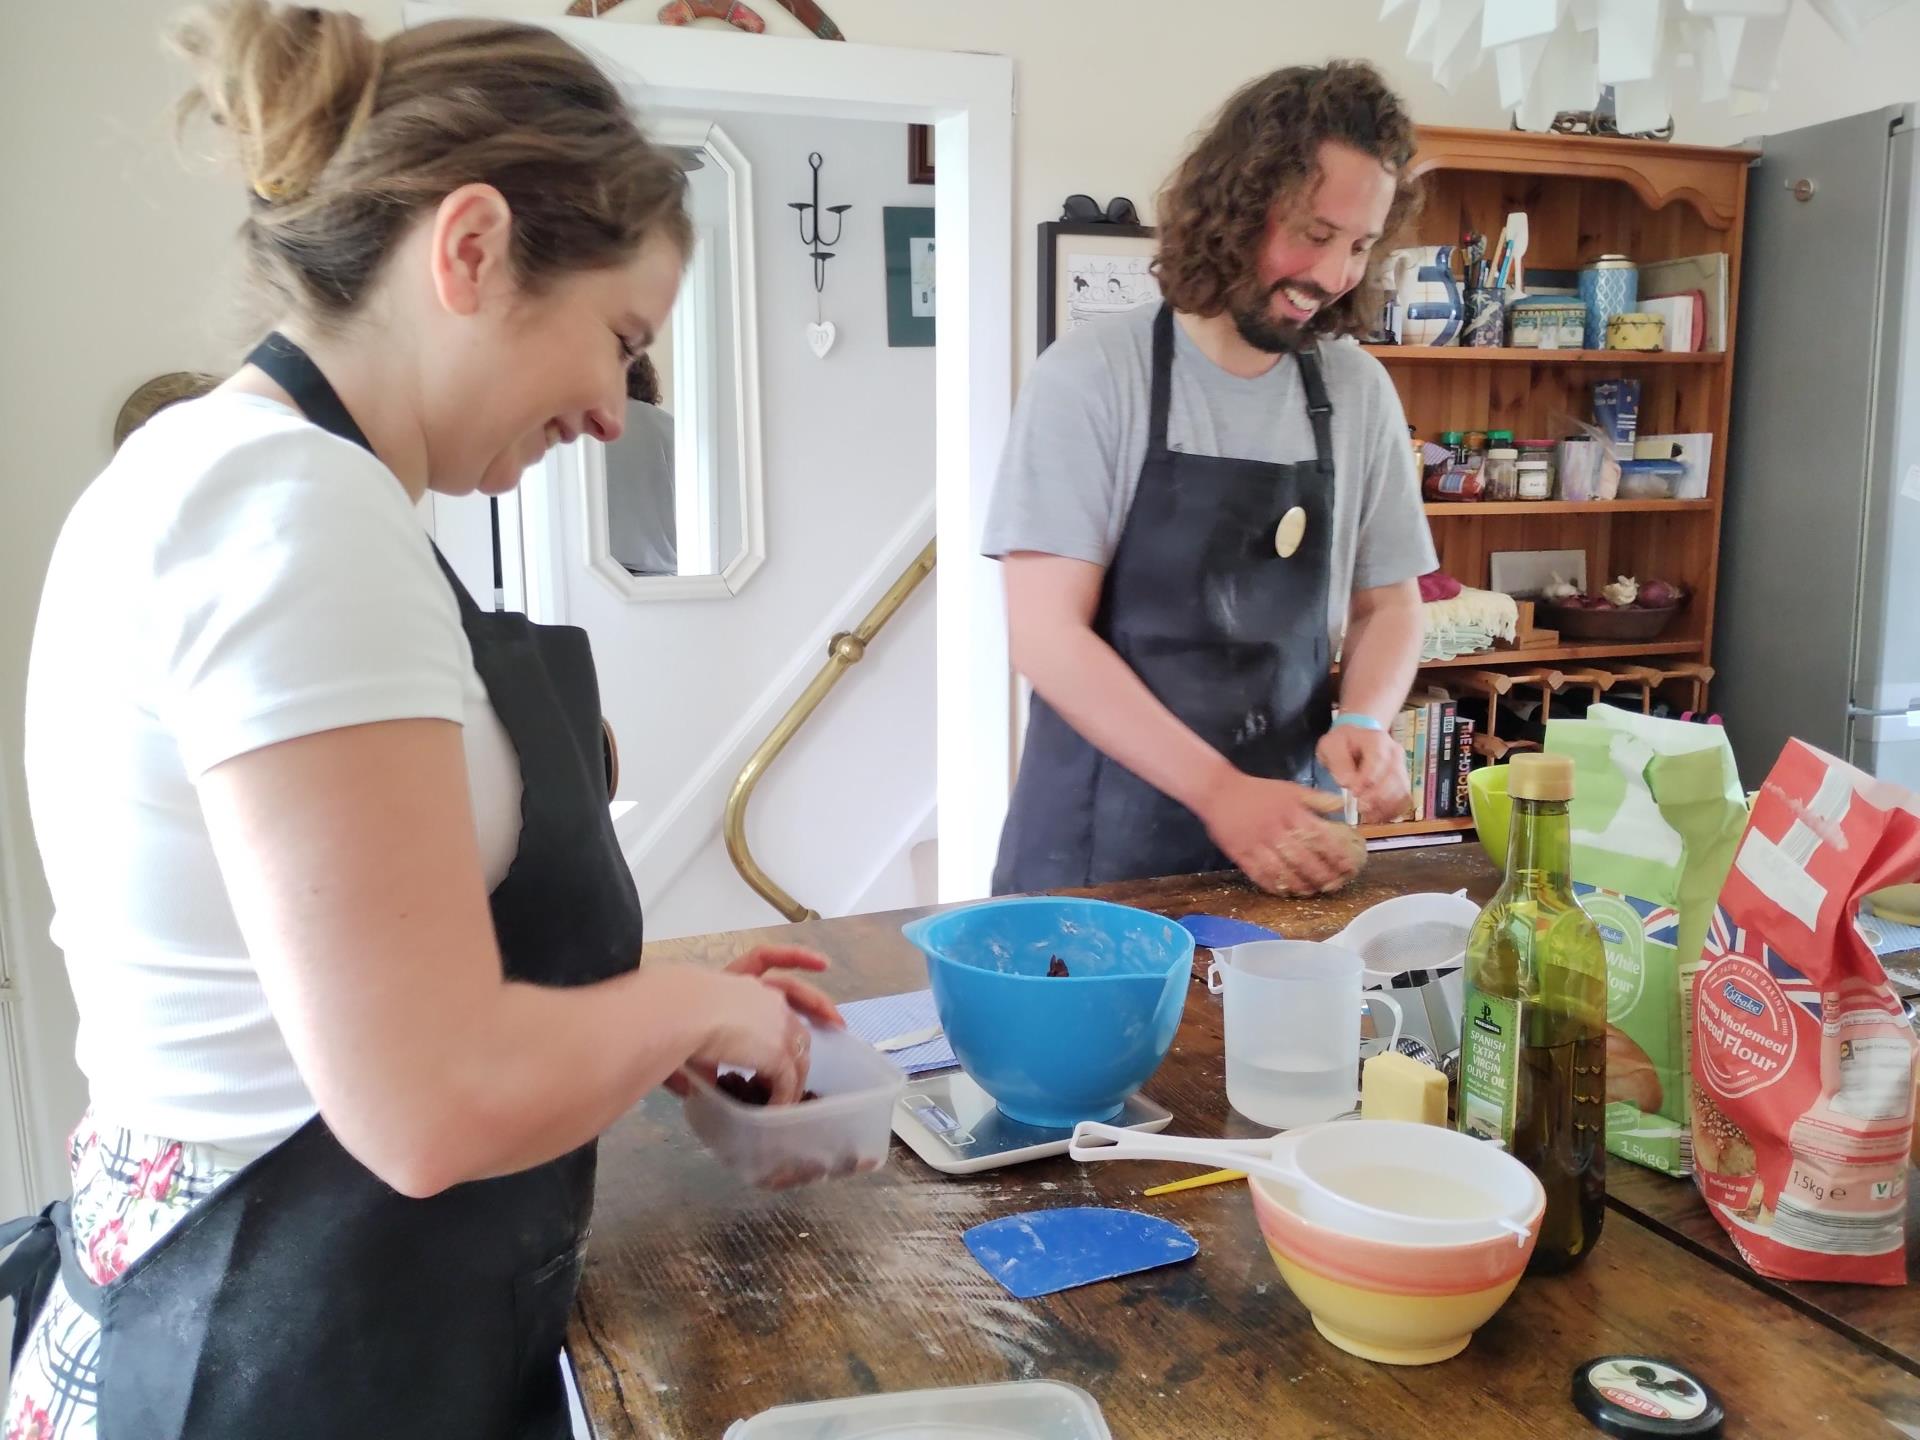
789, 151, 850, 358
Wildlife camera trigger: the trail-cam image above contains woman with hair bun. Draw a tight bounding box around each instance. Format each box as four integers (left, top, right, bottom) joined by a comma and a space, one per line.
2, 5, 837, 1435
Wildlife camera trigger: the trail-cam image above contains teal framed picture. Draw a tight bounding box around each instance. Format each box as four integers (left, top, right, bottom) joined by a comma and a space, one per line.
883, 206, 936, 348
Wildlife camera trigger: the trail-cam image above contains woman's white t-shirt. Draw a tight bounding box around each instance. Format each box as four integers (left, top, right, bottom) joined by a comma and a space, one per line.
24, 392, 523, 1159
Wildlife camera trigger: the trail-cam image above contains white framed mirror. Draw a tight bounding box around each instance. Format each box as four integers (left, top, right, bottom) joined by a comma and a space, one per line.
569, 116, 764, 600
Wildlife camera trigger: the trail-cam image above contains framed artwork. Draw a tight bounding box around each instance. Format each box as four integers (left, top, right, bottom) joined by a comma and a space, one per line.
1490, 549, 1588, 598
883, 206, 937, 347
907, 124, 934, 185
1037, 221, 1159, 353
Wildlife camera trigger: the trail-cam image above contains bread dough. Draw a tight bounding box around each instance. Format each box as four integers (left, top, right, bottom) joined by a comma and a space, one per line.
1260, 821, 1368, 898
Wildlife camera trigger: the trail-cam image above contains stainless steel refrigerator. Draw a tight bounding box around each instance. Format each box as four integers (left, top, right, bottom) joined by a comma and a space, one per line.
1718, 104, 1920, 790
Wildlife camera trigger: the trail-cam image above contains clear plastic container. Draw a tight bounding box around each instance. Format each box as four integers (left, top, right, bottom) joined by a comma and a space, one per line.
725, 1380, 1112, 1440
1483, 446, 1520, 502
1616, 458, 1684, 499
681, 1024, 904, 1190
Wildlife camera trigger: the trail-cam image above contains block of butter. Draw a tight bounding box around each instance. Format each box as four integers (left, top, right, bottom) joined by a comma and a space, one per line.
1361, 1050, 1448, 1126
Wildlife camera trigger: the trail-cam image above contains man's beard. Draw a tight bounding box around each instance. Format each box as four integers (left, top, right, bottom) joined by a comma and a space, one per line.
1230, 279, 1334, 354
1231, 307, 1308, 354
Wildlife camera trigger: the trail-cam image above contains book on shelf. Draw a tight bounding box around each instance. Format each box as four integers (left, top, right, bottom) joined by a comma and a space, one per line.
1409, 704, 1429, 822
1640, 253, 1728, 352
1374, 693, 1481, 829
1391, 704, 1419, 822
1423, 699, 1440, 819
1381, 695, 1482, 828
1433, 700, 1458, 818
1454, 715, 1476, 819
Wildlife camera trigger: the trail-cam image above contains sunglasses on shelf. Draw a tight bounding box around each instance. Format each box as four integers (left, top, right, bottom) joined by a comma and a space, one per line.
1060, 194, 1140, 226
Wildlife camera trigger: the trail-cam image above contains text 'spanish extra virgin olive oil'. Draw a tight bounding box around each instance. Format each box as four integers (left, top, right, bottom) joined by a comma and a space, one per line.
1458, 753, 1608, 1274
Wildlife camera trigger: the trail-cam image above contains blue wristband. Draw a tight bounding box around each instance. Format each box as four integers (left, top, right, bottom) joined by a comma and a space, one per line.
1330, 714, 1385, 734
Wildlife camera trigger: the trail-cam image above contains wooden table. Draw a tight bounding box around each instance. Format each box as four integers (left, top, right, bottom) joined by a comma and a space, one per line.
1608, 1163, 1920, 1377
569, 849, 1920, 1437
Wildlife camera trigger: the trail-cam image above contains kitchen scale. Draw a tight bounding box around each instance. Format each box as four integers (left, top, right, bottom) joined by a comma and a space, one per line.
892, 1068, 1172, 1176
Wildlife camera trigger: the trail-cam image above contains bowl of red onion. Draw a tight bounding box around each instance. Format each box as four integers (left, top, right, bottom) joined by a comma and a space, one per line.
1538, 576, 1686, 642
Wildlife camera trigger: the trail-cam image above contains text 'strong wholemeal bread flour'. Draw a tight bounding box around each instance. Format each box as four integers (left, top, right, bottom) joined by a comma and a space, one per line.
1691, 740, 1920, 1286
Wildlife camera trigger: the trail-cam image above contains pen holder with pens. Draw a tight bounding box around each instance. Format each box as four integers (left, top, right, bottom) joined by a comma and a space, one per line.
1463, 288, 1506, 348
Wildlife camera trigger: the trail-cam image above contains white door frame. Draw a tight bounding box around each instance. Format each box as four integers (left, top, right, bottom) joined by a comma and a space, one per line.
406, 7, 1014, 901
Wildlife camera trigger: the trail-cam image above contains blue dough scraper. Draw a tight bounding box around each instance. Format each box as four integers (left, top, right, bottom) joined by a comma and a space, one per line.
1177, 914, 1281, 949
963, 1207, 1199, 1300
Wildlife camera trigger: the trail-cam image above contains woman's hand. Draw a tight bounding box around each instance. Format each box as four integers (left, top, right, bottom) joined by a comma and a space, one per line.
668, 947, 844, 1102
723, 946, 844, 1030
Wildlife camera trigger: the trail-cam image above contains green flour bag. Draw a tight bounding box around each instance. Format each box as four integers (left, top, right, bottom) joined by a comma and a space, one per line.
1545, 707, 1748, 1175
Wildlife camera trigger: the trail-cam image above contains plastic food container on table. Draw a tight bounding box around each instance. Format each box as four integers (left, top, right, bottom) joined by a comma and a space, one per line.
680, 1024, 904, 1190
725, 1380, 1112, 1439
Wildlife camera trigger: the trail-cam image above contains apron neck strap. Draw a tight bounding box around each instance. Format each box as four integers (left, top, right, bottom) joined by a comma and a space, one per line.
1147, 302, 1176, 457
244, 330, 470, 595
1294, 343, 1335, 476
244, 331, 376, 456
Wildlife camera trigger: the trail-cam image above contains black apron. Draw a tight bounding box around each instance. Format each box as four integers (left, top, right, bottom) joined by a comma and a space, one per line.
0, 332, 645, 1438
993, 303, 1338, 893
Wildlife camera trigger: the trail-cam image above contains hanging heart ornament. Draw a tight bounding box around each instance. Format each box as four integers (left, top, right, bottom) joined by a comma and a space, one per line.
806, 320, 837, 358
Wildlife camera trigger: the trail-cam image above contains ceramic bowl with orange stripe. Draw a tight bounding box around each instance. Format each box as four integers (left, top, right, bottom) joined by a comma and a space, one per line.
1248, 1168, 1545, 1366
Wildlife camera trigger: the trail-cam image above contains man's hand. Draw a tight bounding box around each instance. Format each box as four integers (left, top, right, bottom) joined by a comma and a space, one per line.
1328, 577, 1422, 822
1196, 768, 1358, 895
1317, 724, 1411, 823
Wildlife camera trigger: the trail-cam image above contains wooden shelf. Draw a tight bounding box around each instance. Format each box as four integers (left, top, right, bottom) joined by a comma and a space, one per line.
1365, 127, 1745, 777
1416, 640, 1704, 669
1360, 816, 1475, 840
1364, 345, 1724, 366
1424, 500, 1715, 518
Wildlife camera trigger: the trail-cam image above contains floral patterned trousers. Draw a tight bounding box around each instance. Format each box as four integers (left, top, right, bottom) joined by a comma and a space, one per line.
4, 1115, 240, 1440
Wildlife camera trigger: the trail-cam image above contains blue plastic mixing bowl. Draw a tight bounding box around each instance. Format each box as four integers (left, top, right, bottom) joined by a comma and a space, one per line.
902, 896, 1192, 1128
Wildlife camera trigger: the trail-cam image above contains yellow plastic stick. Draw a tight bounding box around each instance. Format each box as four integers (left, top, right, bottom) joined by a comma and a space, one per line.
1142, 1168, 1246, 1197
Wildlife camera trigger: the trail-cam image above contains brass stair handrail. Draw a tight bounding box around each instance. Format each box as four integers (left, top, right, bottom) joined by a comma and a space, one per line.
724, 538, 937, 922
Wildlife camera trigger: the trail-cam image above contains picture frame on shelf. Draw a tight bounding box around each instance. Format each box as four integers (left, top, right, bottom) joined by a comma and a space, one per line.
907, 124, 934, 185
883, 206, 936, 348
1037, 220, 1158, 354
1489, 549, 1588, 599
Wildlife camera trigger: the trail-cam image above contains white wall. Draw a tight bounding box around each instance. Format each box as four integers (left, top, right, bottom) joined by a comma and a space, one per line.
1669, 5, 1920, 145
563, 108, 938, 939
1, 2, 265, 1209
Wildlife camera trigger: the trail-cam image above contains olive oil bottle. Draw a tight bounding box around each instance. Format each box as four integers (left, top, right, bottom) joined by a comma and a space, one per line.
1457, 753, 1608, 1274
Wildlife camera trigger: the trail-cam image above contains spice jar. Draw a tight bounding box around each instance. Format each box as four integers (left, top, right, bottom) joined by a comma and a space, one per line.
1464, 428, 1489, 457
1517, 458, 1553, 501
1440, 430, 1466, 464
1519, 439, 1557, 499
1483, 446, 1520, 502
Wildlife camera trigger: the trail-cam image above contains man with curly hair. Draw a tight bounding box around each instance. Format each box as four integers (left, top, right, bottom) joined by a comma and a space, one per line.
985, 62, 1435, 897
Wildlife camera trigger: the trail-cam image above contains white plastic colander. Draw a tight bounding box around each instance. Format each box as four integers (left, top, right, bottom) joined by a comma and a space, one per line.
1070, 1119, 1540, 1247
1332, 891, 1480, 1058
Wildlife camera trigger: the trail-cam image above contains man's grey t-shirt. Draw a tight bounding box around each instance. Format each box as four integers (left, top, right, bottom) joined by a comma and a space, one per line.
981, 304, 1436, 646
606, 399, 678, 576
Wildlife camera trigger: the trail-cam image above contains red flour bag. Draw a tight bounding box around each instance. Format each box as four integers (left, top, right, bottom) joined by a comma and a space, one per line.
1691, 740, 1920, 1285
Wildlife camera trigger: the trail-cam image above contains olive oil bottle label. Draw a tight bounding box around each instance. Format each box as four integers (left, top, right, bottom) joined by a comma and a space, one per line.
1459, 988, 1519, 1146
